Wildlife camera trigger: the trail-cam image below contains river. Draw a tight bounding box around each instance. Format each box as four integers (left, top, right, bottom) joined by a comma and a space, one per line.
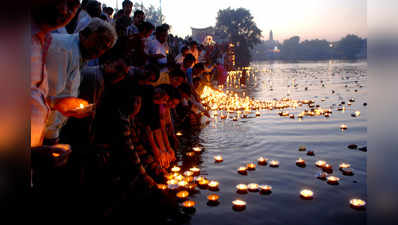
173, 60, 367, 225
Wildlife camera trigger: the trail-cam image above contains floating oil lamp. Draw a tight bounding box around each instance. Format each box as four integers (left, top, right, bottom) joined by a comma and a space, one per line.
157, 184, 167, 191
307, 151, 315, 156
167, 179, 178, 185
269, 160, 279, 167
339, 162, 351, 170
300, 189, 314, 200
186, 152, 195, 157
189, 167, 200, 176
178, 180, 188, 188
289, 114, 295, 119
315, 160, 327, 168
340, 124, 348, 130
350, 198, 366, 209
176, 132, 183, 136
171, 166, 181, 173
214, 155, 223, 163
207, 194, 220, 204
342, 168, 354, 176
182, 200, 196, 211
236, 184, 248, 193
247, 163, 256, 170
184, 171, 194, 177
175, 174, 184, 181
327, 176, 340, 185
259, 185, 272, 194
195, 176, 205, 183
322, 164, 333, 173
208, 180, 219, 191
352, 110, 360, 117
232, 199, 246, 211
193, 146, 202, 152
237, 166, 248, 175
167, 180, 178, 190
176, 190, 189, 200
317, 172, 328, 180
256, 111, 260, 117
198, 178, 209, 188
165, 173, 174, 180
248, 183, 259, 192
257, 157, 268, 165
185, 176, 194, 183
296, 158, 306, 167
232, 116, 238, 121
187, 183, 197, 192
298, 146, 307, 151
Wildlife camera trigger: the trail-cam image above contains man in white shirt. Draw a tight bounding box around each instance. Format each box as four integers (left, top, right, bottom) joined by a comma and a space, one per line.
31, 0, 80, 148
45, 18, 118, 144
127, 10, 145, 35
147, 25, 170, 86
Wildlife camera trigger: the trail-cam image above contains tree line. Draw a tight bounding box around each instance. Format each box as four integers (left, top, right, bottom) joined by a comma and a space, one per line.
213, 7, 366, 65
252, 34, 367, 61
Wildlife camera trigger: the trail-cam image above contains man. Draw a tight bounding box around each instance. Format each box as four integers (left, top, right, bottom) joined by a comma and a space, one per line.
169, 68, 186, 88
186, 62, 205, 86
175, 46, 189, 64
45, 18, 118, 144
147, 25, 170, 86
31, 0, 81, 148
104, 7, 114, 23
122, 0, 133, 17
127, 10, 145, 35
128, 21, 155, 68
180, 53, 195, 74
74, 0, 102, 33
60, 50, 129, 149
189, 41, 199, 64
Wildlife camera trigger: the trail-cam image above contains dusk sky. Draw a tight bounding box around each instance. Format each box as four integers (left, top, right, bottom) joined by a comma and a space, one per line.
100, 0, 367, 42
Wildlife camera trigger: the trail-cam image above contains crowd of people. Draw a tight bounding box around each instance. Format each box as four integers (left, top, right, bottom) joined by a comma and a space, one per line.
31, 0, 231, 218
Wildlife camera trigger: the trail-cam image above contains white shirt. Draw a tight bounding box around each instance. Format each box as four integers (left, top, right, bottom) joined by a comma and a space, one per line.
31, 31, 51, 147
147, 38, 168, 65
45, 33, 82, 139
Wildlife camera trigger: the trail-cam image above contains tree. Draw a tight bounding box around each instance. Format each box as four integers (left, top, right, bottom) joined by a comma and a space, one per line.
335, 34, 366, 59
280, 36, 301, 60
215, 7, 262, 66
133, 3, 164, 27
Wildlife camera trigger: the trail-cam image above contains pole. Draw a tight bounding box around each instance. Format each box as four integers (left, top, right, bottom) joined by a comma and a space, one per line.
159, 0, 163, 23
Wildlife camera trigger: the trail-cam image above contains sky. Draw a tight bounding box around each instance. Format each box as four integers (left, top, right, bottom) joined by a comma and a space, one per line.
100, 0, 367, 42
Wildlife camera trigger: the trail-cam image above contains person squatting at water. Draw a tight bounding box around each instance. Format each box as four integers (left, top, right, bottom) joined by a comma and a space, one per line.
30, 0, 230, 219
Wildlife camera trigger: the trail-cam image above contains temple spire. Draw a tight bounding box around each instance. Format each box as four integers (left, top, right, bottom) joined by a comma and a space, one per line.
269, 30, 273, 41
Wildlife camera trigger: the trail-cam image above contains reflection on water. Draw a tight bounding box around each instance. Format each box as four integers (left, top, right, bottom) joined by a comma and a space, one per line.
171, 60, 367, 225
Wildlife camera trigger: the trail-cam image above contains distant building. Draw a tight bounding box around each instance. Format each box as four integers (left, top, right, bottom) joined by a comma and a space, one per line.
191, 27, 215, 44
252, 30, 281, 60
269, 30, 273, 41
